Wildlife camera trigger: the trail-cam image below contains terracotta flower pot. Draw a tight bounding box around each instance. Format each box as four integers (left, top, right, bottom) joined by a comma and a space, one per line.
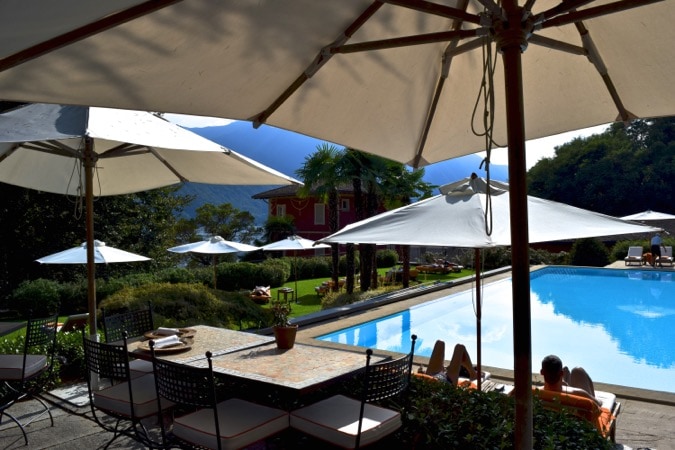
273, 324, 298, 349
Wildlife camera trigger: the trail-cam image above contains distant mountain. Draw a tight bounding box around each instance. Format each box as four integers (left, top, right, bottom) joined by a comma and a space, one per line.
176, 121, 508, 221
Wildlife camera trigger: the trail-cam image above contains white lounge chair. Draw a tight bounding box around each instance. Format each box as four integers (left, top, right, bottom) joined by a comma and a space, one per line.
655, 246, 673, 267
624, 246, 643, 266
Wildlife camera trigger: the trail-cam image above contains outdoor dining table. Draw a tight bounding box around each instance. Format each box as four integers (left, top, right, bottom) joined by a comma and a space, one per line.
183, 342, 385, 403
127, 325, 384, 408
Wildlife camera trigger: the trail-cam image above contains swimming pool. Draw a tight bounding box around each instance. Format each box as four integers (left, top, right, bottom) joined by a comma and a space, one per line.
317, 266, 675, 392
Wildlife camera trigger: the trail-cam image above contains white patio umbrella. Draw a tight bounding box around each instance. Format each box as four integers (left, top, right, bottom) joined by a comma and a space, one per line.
167, 236, 260, 289
261, 235, 330, 299
621, 210, 675, 221
37, 240, 150, 264
0, 103, 298, 336
1, 1, 673, 445
319, 175, 661, 390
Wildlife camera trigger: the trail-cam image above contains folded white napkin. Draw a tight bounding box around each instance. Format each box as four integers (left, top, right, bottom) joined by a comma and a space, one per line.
153, 335, 181, 349
155, 327, 180, 336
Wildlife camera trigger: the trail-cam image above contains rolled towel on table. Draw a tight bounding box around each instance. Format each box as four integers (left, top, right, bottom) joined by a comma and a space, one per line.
152, 335, 182, 348
155, 327, 180, 336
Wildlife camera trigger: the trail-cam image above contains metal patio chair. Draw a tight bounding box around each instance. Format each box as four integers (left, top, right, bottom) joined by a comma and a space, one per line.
0, 314, 58, 446
290, 334, 417, 449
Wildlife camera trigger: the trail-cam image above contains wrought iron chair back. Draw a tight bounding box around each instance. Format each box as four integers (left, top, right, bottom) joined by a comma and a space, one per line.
0, 314, 58, 445
102, 303, 154, 343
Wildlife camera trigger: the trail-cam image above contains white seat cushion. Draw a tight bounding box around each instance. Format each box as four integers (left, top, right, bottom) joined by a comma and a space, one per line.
173, 397, 288, 450
595, 390, 616, 411
0, 354, 47, 380
129, 358, 154, 377
290, 394, 401, 449
93, 373, 161, 418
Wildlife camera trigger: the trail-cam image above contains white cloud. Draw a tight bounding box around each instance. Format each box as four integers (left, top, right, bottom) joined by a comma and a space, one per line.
478, 124, 610, 169
163, 113, 235, 128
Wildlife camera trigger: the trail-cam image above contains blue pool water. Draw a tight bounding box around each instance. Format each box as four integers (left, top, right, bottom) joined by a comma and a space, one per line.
317, 266, 675, 392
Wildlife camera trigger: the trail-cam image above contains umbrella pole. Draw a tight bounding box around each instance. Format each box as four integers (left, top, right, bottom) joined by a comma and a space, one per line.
499, 4, 533, 448
84, 137, 97, 338
475, 248, 481, 391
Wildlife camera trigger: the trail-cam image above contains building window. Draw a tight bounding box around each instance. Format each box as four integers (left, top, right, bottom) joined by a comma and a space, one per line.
341, 198, 350, 211
276, 204, 286, 217
314, 203, 325, 225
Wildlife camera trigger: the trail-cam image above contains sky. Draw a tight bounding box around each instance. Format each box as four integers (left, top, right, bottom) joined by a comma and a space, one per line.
164, 113, 609, 170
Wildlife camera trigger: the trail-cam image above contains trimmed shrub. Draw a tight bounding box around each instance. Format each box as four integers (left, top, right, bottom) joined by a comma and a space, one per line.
154, 267, 198, 284
376, 249, 399, 268
393, 377, 613, 449
338, 252, 360, 276
99, 282, 269, 329
569, 238, 610, 267
12, 279, 61, 317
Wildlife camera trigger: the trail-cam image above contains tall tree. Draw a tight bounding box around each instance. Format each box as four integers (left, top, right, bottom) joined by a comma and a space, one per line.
0, 184, 192, 302
528, 118, 675, 216
296, 144, 344, 290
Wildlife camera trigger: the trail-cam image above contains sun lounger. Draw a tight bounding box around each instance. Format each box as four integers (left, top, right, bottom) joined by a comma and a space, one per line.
533, 387, 621, 442
655, 246, 673, 267
624, 246, 644, 266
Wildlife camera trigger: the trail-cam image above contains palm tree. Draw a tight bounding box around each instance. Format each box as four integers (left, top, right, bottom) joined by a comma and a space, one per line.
296, 144, 344, 291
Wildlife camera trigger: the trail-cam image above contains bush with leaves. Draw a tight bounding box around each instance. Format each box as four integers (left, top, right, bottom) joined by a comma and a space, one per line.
392, 377, 613, 449
99, 282, 269, 329
569, 238, 610, 267
11, 279, 61, 318
376, 249, 399, 268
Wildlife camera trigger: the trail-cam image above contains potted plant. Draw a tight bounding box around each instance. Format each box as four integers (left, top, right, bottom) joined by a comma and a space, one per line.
270, 299, 297, 349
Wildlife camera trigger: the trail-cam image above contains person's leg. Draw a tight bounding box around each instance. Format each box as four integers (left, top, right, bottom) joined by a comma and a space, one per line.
445, 344, 476, 384
651, 245, 660, 266
426, 340, 445, 375
569, 367, 595, 397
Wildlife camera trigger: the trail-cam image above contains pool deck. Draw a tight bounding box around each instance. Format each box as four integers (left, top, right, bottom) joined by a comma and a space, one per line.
1, 263, 674, 449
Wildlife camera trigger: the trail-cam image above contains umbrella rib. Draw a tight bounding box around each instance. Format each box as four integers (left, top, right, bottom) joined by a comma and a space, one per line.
380, 0, 483, 24
575, 22, 636, 122
146, 146, 188, 182
0, 0, 183, 73
20, 140, 83, 158
332, 29, 481, 54
540, 0, 664, 29
528, 35, 586, 55
412, 0, 472, 168
250, 1, 384, 128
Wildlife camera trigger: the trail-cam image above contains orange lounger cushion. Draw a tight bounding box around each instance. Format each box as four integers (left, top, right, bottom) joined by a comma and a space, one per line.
533, 388, 616, 438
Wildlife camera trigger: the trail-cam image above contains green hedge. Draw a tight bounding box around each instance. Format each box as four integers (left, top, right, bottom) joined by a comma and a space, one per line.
99, 282, 270, 329
569, 238, 610, 267
394, 377, 613, 449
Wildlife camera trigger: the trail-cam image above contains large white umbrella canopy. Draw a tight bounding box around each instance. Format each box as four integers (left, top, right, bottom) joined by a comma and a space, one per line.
37, 240, 150, 264
168, 236, 260, 288
320, 174, 661, 392
0, 103, 297, 194
0, 1, 672, 445
320, 175, 662, 247
0, 2, 671, 168
0, 103, 298, 336
621, 210, 675, 221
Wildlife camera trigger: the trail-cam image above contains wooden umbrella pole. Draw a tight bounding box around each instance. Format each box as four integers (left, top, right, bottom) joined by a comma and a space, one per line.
499, 3, 534, 447
475, 248, 482, 391
84, 136, 97, 338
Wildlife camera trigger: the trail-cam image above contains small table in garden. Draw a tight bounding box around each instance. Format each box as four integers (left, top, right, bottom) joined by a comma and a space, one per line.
278, 287, 295, 303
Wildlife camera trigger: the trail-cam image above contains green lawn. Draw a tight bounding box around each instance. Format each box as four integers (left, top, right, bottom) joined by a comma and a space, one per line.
269, 267, 473, 319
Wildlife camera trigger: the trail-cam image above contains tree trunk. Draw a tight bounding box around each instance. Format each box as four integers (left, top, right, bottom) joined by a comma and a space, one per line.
401, 245, 410, 288
346, 243, 355, 294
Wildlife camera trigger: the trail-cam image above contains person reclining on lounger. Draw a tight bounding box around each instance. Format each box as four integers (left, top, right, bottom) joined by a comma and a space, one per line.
540, 354, 601, 407
423, 340, 480, 385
